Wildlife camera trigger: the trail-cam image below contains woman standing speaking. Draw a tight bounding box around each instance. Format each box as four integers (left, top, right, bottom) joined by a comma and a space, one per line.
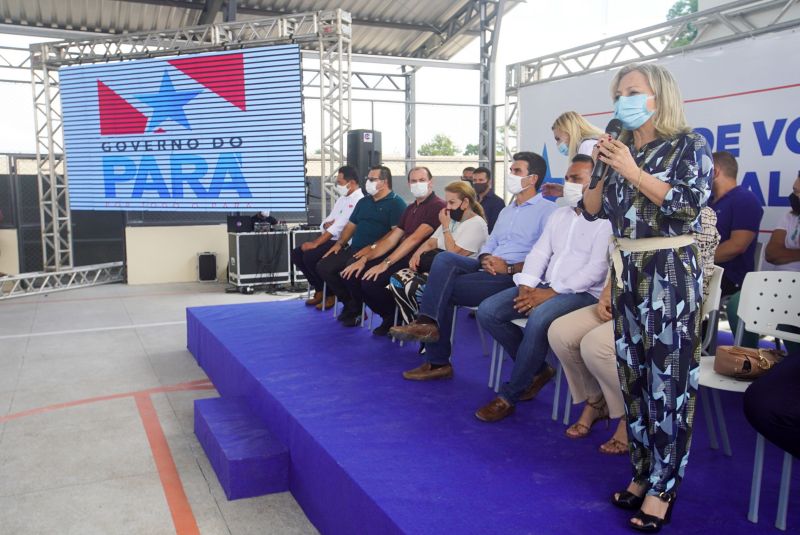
581, 63, 711, 533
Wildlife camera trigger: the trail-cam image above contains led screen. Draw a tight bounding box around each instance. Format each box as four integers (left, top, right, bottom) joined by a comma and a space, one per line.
60, 44, 305, 212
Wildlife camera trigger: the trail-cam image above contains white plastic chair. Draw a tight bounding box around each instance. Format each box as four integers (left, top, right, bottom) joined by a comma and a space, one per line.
753, 241, 765, 272
491, 317, 570, 424
450, 305, 490, 356
698, 266, 725, 451
699, 271, 800, 530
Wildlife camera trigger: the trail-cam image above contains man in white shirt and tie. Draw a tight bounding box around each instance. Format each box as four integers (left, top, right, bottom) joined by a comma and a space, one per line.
475, 154, 612, 422
292, 165, 364, 309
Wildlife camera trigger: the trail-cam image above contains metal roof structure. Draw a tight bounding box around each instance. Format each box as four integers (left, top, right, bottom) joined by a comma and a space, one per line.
0, 0, 520, 59
0, 1, 513, 278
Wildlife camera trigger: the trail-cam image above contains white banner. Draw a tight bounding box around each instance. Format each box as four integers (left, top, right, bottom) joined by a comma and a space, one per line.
519, 28, 800, 234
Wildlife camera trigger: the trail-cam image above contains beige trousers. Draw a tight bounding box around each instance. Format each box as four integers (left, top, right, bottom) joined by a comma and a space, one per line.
547, 304, 624, 418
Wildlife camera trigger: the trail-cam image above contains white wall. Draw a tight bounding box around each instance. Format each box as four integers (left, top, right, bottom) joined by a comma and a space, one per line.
0, 228, 19, 275
125, 225, 227, 284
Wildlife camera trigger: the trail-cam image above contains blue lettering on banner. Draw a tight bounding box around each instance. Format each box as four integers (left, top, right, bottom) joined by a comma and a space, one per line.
753, 119, 786, 156
786, 117, 800, 154
103, 153, 251, 199
768, 171, 791, 207
716, 123, 740, 156
741, 170, 792, 208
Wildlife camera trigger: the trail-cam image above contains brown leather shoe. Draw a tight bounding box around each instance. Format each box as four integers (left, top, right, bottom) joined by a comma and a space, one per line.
475, 397, 514, 422
305, 291, 323, 306
390, 320, 440, 343
518, 364, 556, 402
402, 362, 453, 381
315, 296, 336, 310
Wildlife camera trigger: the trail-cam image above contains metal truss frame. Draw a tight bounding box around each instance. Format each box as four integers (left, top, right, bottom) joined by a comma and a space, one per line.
317, 10, 352, 216
0, 262, 125, 300
29, 9, 352, 271
478, 0, 505, 171
0, 45, 31, 84
502, 0, 800, 187
506, 0, 800, 91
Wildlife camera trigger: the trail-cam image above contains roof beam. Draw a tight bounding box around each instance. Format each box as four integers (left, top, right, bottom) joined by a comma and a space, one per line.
411, 0, 482, 59
197, 0, 224, 25
113, 0, 443, 33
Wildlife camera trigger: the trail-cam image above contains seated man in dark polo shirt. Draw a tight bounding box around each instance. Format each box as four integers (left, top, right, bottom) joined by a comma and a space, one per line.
471, 166, 505, 233
316, 165, 407, 317
340, 166, 446, 335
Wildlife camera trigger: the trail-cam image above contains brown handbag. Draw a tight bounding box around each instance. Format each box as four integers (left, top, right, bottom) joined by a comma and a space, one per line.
714, 346, 785, 380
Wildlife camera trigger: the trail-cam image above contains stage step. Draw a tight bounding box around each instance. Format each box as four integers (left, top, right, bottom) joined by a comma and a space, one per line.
194, 396, 289, 500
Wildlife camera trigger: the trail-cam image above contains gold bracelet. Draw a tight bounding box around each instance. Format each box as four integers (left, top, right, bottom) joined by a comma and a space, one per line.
636, 168, 643, 189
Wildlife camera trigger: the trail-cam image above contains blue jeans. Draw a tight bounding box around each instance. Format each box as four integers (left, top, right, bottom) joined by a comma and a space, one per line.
477, 286, 597, 404
419, 252, 515, 365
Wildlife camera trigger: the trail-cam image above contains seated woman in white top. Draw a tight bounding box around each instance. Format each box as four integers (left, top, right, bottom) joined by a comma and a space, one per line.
552, 111, 603, 159
765, 172, 800, 272
389, 181, 489, 324
765, 172, 800, 354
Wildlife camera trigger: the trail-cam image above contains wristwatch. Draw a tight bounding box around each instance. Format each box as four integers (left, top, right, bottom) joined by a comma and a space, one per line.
370, 243, 377, 250
507, 264, 515, 275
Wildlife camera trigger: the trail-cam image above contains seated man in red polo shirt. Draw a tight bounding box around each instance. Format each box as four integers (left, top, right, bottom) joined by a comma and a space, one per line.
341, 166, 446, 336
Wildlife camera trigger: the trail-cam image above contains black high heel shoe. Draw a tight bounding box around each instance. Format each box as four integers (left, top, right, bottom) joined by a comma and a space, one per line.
628, 492, 677, 533
612, 490, 645, 510
611, 480, 648, 510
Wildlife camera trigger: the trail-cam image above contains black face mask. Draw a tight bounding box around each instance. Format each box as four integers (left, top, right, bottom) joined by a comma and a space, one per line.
449, 207, 465, 222
790, 193, 800, 214
472, 182, 489, 195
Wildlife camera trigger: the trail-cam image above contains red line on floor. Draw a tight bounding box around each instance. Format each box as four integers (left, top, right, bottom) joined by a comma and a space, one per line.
135, 393, 201, 535
0, 379, 214, 424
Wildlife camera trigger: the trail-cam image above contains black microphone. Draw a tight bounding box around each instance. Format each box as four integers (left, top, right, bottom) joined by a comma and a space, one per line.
588, 118, 623, 189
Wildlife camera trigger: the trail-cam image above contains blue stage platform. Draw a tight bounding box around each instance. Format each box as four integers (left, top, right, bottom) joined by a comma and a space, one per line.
187, 301, 797, 534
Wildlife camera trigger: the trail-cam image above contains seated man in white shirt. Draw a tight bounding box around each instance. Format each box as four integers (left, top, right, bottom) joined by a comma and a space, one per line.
292, 165, 364, 308
474, 154, 612, 422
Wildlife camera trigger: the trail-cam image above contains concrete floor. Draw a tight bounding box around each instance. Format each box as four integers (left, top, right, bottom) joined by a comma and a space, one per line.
0, 282, 318, 535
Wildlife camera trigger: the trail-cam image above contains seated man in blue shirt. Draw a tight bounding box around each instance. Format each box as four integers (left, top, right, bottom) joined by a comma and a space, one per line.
391, 152, 557, 381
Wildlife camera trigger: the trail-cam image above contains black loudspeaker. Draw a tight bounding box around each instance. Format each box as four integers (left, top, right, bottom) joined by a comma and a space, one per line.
347, 129, 382, 181
198, 252, 217, 282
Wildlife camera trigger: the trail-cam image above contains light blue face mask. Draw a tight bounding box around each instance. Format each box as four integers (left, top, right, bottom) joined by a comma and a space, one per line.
557, 142, 569, 156
614, 94, 655, 130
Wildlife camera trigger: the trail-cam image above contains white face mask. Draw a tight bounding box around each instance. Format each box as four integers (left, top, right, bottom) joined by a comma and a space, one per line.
260, 210, 270, 218
562, 181, 585, 207
410, 181, 429, 199
365, 179, 380, 196
505, 174, 531, 195
334, 184, 349, 196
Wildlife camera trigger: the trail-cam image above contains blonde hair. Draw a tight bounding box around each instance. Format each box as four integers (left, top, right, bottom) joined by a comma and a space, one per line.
445, 180, 486, 220
610, 63, 692, 141
551, 111, 603, 159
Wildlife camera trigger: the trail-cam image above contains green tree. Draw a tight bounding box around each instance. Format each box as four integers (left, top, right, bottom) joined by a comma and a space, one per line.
666, 0, 698, 48
418, 134, 458, 156
463, 143, 479, 156
496, 124, 517, 155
